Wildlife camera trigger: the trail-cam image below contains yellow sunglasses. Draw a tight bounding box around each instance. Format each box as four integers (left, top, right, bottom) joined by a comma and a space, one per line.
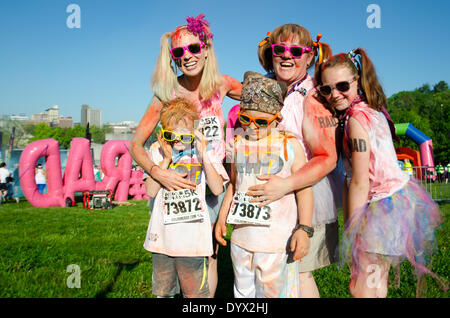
161, 128, 195, 144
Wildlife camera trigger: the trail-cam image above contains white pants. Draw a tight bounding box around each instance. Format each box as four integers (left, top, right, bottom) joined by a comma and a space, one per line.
231, 243, 299, 298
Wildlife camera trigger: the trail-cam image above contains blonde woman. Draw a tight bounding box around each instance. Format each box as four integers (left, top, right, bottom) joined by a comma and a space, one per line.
130, 14, 241, 297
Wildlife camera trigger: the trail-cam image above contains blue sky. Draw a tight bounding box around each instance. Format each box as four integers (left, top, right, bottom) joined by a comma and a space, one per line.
0, 0, 449, 124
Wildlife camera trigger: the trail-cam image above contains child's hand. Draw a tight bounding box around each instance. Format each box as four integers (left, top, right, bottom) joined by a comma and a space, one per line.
194, 129, 208, 158
215, 219, 228, 246
157, 130, 173, 162
290, 229, 310, 261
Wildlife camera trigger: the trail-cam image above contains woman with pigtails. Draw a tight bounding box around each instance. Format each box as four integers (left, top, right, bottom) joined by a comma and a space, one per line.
130, 14, 241, 297
226, 24, 345, 297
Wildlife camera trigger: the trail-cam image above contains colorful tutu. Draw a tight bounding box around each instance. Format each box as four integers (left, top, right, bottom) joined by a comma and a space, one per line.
339, 178, 447, 292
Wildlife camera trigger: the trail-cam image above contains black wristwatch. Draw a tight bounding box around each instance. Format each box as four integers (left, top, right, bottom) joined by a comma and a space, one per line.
294, 224, 314, 238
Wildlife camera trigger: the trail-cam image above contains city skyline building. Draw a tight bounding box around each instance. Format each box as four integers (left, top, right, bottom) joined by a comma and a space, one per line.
81, 104, 102, 128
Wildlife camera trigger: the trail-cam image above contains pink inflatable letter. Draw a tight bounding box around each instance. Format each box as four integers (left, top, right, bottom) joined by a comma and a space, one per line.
97, 140, 132, 201
63, 138, 96, 203
128, 169, 149, 200
19, 139, 65, 207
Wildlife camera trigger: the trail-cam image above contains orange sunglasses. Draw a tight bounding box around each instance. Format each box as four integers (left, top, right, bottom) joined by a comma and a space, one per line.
237, 111, 280, 128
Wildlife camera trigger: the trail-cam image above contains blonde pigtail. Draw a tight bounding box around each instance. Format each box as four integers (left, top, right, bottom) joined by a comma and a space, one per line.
151, 32, 178, 102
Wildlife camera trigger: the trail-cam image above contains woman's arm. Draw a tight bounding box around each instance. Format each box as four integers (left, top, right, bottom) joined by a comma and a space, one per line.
247, 94, 337, 206
145, 157, 171, 198
288, 138, 314, 261
130, 96, 196, 191
347, 117, 371, 217
222, 75, 242, 101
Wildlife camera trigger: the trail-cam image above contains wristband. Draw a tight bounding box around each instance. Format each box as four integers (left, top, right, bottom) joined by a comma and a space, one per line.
294, 224, 314, 238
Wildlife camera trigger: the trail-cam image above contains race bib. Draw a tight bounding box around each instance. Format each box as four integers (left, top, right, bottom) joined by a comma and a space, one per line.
227, 192, 271, 226
163, 189, 205, 224
198, 116, 222, 142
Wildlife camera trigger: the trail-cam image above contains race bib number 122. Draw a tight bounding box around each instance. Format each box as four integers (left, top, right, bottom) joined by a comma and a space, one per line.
163, 189, 204, 224
227, 192, 271, 226
198, 116, 221, 142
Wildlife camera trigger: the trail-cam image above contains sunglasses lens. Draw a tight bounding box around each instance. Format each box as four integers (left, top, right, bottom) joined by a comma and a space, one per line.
336, 81, 351, 92
289, 47, 303, 58
319, 86, 332, 96
163, 131, 176, 141
188, 43, 201, 54
273, 45, 286, 56
239, 114, 251, 125
255, 119, 269, 127
180, 134, 194, 144
171, 47, 184, 58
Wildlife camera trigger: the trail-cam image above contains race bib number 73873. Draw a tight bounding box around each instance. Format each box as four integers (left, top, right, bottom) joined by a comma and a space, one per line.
227, 192, 271, 226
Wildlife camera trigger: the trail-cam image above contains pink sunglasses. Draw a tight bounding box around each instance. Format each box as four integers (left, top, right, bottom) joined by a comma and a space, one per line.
271, 44, 312, 58
170, 42, 205, 59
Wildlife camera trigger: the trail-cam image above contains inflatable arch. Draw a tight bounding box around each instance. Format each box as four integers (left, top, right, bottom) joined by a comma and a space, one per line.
394, 123, 435, 168
394, 123, 436, 180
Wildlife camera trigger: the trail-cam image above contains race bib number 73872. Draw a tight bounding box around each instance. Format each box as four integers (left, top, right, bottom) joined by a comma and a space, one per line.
163, 189, 204, 224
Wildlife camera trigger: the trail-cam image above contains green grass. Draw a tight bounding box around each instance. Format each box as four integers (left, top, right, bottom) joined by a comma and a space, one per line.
0, 199, 153, 297
313, 205, 450, 298
0, 200, 448, 298
422, 181, 450, 202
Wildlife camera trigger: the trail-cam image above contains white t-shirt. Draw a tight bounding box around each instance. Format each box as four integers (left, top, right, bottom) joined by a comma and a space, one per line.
35, 168, 46, 184
0, 167, 10, 183
143, 142, 229, 257
229, 134, 298, 253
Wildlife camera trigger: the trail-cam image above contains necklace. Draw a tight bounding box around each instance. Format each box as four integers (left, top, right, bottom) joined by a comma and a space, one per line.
286, 73, 309, 96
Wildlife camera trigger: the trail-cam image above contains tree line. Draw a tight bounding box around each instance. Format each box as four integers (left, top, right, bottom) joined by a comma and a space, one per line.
0, 120, 111, 150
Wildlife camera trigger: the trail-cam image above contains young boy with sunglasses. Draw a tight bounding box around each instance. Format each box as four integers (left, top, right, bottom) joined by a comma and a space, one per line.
143, 97, 229, 298
215, 71, 314, 298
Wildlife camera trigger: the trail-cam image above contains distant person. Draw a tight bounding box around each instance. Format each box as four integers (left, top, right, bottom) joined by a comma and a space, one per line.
93, 165, 102, 181
404, 159, 413, 177
35, 164, 47, 194
436, 162, 444, 182
0, 162, 10, 201
446, 162, 450, 184
12, 164, 20, 203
